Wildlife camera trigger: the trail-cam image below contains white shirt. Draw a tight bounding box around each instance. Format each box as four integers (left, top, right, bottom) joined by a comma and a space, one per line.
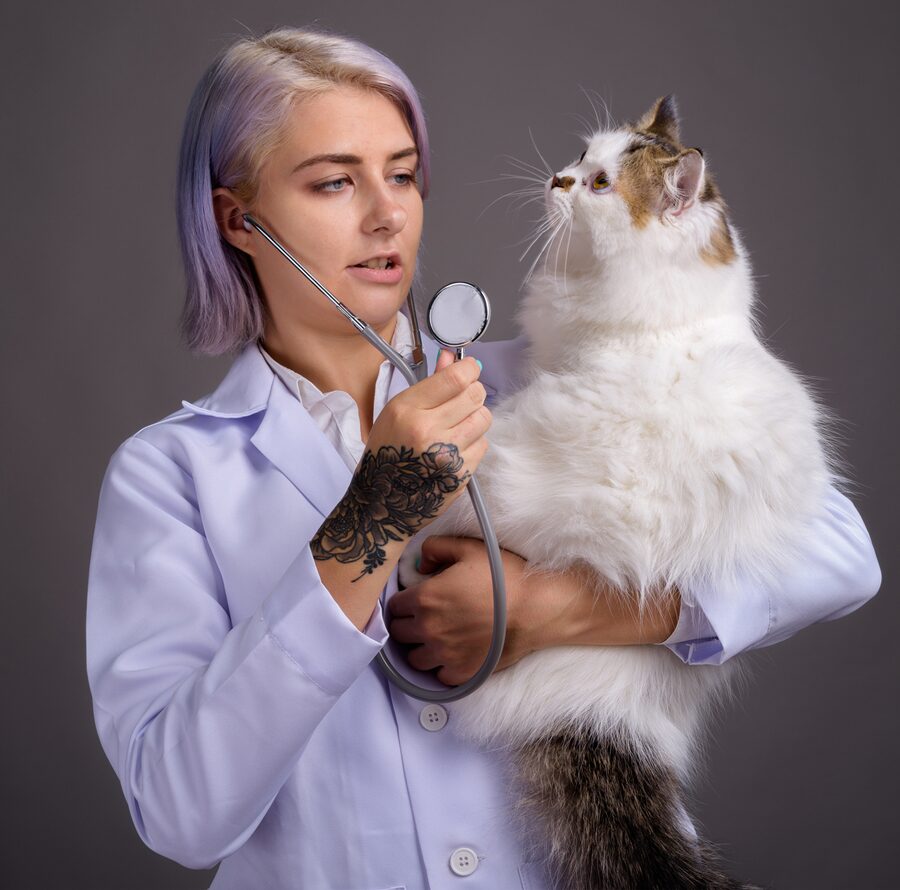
256, 309, 415, 472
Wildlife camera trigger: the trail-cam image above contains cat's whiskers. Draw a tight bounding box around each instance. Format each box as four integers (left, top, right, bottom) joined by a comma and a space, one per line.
524, 221, 565, 283
509, 215, 558, 251
550, 209, 574, 290
516, 209, 560, 247
565, 112, 597, 143
474, 185, 546, 222
527, 126, 554, 176
522, 212, 569, 283
500, 154, 551, 180
473, 172, 545, 187
557, 212, 576, 295
515, 224, 558, 280
578, 83, 603, 132
469, 153, 551, 222
577, 84, 618, 131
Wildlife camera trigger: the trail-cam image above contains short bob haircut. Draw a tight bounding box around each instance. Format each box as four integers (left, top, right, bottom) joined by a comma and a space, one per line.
176, 24, 432, 356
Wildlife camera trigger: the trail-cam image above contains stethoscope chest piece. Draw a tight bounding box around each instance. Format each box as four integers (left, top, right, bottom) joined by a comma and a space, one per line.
427, 282, 491, 357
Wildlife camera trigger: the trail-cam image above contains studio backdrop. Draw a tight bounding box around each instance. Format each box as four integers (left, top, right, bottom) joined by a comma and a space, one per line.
2, 2, 895, 888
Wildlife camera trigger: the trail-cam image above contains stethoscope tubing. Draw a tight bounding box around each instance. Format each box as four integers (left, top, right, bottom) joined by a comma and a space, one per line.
243, 213, 507, 701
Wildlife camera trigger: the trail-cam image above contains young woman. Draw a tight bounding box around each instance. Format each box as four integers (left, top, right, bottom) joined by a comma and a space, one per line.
85, 25, 881, 890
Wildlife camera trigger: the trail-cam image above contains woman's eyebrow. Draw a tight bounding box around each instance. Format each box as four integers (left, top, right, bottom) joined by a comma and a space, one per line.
292, 146, 418, 173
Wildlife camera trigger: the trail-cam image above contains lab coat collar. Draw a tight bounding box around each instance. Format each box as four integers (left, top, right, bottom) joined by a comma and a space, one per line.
180, 340, 274, 418
181, 328, 440, 518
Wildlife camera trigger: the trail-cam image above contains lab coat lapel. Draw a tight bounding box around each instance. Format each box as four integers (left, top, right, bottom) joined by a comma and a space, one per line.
250, 375, 354, 519
182, 330, 441, 521
181, 341, 350, 519
260, 329, 438, 518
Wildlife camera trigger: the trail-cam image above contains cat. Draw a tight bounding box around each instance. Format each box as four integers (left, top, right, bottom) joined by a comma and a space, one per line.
397, 95, 845, 889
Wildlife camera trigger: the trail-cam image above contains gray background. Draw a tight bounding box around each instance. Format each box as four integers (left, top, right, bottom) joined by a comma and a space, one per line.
3, 1, 896, 887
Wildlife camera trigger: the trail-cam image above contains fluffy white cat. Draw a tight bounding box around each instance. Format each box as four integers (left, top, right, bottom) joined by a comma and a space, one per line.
398, 95, 841, 889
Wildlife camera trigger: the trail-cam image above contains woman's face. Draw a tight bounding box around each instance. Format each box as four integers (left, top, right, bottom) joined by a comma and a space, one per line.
220, 85, 424, 339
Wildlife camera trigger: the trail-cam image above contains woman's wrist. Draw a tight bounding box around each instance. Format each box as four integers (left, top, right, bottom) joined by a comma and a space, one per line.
518, 562, 682, 651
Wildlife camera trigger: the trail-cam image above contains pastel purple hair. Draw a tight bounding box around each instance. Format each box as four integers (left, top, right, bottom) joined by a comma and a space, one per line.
175, 25, 432, 355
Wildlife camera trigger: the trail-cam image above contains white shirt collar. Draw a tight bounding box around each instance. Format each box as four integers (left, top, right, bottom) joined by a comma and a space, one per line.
256, 309, 415, 410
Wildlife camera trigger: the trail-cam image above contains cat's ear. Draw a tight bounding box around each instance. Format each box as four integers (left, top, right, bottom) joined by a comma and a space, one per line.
635, 94, 680, 144
660, 148, 705, 218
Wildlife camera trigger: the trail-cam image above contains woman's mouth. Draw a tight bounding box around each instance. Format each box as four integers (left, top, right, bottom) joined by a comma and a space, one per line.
346, 253, 403, 284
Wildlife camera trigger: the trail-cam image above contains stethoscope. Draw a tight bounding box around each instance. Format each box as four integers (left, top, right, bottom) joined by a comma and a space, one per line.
242, 212, 506, 703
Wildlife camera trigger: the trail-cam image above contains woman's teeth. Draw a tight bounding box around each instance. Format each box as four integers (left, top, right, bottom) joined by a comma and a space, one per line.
354, 258, 393, 269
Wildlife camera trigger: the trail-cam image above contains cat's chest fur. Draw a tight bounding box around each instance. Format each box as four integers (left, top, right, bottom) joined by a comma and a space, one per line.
443, 314, 830, 595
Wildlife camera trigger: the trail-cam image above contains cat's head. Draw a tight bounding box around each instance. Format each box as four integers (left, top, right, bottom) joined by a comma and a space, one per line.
544, 95, 736, 272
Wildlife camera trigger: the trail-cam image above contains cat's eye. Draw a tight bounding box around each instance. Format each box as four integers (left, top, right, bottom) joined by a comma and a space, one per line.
591, 173, 611, 193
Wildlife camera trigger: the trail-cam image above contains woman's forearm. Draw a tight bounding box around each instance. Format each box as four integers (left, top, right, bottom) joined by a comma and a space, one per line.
518, 562, 682, 652
312, 490, 408, 632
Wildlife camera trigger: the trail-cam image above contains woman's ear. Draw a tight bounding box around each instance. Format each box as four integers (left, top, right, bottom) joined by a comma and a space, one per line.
211, 188, 256, 255
660, 148, 705, 219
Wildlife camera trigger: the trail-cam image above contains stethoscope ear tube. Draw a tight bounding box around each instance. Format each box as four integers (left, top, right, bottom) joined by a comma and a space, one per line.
242, 212, 507, 701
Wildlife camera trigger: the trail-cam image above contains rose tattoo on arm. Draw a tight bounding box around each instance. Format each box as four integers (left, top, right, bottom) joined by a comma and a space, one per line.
311, 442, 470, 581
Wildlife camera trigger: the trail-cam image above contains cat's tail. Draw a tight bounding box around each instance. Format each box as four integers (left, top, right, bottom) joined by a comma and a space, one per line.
514, 726, 763, 890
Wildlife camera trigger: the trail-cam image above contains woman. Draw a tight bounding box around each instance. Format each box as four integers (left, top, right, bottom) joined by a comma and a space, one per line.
85, 25, 881, 889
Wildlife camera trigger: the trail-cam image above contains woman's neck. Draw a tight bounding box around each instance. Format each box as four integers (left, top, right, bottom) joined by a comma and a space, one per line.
260, 314, 398, 434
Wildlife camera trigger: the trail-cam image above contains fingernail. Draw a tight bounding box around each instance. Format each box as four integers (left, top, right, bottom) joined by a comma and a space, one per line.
475, 359, 483, 371
434, 348, 442, 363
415, 555, 421, 571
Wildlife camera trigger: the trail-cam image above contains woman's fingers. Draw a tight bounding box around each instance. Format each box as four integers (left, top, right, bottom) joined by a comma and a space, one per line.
386, 615, 421, 644
409, 354, 483, 411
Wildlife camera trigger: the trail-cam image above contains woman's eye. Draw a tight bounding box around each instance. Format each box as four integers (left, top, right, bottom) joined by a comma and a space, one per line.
313, 177, 349, 193
313, 172, 416, 193
591, 173, 611, 193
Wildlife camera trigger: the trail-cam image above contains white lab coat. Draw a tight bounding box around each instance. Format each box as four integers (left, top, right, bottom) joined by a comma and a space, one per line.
85, 322, 881, 889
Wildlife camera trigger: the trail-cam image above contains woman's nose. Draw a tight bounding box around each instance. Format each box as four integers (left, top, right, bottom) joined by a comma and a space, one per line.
363, 184, 407, 234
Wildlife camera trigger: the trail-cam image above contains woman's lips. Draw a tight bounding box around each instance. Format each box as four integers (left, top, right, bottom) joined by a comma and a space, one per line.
346, 263, 403, 284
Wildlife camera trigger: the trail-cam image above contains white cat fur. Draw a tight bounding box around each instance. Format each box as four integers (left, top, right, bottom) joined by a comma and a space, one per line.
398, 124, 837, 785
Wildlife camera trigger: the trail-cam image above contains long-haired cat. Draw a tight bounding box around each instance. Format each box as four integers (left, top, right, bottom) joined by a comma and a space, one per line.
398, 95, 842, 889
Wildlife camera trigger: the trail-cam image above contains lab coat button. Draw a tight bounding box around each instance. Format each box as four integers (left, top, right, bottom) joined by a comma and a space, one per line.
419, 704, 448, 731
449, 846, 479, 876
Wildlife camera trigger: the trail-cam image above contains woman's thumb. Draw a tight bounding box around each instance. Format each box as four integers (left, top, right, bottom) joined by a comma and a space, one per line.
418, 534, 461, 573
435, 348, 455, 372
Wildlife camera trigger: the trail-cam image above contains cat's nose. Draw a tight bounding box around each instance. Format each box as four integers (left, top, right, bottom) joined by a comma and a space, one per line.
551, 174, 576, 192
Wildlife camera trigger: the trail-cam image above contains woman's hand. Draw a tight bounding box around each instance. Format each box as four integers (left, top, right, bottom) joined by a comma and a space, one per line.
387, 536, 537, 686
309, 350, 491, 629
387, 535, 682, 686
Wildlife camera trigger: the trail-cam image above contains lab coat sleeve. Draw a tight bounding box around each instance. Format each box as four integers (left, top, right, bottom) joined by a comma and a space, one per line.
659, 485, 882, 665
85, 434, 389, 870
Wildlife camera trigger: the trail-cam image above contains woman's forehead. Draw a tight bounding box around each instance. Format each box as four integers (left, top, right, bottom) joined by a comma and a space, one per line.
280, 86, 414, 155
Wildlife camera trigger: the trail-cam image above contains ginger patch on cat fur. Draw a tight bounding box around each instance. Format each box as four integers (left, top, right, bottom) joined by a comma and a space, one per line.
617, 95, 736, 267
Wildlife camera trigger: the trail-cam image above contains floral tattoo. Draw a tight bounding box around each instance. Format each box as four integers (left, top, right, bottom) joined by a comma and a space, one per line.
311, 442, 471, 581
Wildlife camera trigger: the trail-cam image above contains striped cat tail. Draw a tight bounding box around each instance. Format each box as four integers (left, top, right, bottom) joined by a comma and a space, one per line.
514, 726, 762, 890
